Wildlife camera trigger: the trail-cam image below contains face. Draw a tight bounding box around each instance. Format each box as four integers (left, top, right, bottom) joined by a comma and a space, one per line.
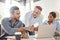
32, 8, 41, 18
48, 14, 55, 22
12, 10, 20, 20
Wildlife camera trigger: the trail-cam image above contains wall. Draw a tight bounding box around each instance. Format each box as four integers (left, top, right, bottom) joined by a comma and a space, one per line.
0, 0, 60, 23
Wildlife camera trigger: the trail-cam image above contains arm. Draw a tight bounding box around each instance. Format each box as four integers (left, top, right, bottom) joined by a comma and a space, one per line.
24, 12, 31, 27
34, 27, 38, 31
23, 27, 38, 32
39, 15, 43, 24
1, 18, 18, 35
56, 21, 60, 33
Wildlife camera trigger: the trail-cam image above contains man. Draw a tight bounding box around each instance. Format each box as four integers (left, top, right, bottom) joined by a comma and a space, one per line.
1, 6, 28, 39
25, 6, 43, 35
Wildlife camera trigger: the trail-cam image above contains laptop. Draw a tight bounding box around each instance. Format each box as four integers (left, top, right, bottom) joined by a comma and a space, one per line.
36, 25, 56, 38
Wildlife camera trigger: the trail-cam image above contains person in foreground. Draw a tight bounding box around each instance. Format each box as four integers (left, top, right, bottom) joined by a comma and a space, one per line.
1, 6, 29, 40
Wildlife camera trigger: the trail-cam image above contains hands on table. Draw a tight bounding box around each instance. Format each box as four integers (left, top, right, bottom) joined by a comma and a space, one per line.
23, 27, 35, 32
18, 27, 38, 32
17, 26, 38, 38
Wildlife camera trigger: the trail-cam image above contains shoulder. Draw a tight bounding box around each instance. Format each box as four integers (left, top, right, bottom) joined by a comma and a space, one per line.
18, 20, 24, 25
39, 14, 43, 19
53, 20, 59, 24
18, 20, 25, 27
2, 18, 10, 22
18, 20, 23, 24
43, 20, 48, 24
1, 18, 10, 25
40, 14, 43, 17
25, 11, 32, 17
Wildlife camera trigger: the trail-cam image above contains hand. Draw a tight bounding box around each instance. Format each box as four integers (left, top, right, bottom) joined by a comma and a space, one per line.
29, 27, 34, 32
24, 27, 34, 32
34, 27, 38, 31
22, 32, 29, 39
18, 27, 24, 32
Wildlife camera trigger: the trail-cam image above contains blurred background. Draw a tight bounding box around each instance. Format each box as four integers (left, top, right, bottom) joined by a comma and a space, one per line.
0, 0, 60, 24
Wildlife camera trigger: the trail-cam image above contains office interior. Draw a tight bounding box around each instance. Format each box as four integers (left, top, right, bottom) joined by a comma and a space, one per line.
0, 0, 60, 40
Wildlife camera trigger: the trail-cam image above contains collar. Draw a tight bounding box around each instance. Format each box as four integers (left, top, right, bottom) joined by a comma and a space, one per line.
9, 17, 19, 23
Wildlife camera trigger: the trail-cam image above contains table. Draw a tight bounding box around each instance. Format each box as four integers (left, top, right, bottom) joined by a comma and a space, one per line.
6, 35, 55, 40
21, 37, 55, 40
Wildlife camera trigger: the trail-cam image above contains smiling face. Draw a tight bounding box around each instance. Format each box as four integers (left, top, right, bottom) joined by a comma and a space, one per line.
10, 6, 20, 20
48, 14, 55, 22
48, 12, 56, 22
32, 8, 41, 18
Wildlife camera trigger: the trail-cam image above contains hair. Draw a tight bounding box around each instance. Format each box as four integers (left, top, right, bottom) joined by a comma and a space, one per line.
35, 6, 42, 11
10, 6, 19, 14
50, 12, 56, 18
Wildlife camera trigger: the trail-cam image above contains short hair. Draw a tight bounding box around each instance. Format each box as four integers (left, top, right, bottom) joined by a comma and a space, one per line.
50, 12, 56, 18
10, 6, 19, 14
35, 6, 42, 11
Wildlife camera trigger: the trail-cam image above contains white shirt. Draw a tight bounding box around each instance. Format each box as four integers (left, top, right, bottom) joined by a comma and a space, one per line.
24, 11, 43, 27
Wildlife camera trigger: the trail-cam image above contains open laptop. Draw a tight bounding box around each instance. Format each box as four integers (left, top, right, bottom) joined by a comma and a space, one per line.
36, 25, 56, 38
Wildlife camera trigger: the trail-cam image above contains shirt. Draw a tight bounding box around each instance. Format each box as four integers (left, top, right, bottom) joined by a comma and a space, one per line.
1, 18, 25, 36
25, 11, 43, 27
43, 20, 60, 34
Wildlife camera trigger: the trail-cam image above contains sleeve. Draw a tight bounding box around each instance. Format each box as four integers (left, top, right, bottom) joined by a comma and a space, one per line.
22, 23, 25, 27
39, 15, 43, 24
56, 21, 60, 33
20, 22, 25, 27
24, 12, 30, 27
1, 18, 18, 35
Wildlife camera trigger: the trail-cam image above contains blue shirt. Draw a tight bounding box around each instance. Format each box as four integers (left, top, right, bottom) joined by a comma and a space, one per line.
1, 18, 25, 36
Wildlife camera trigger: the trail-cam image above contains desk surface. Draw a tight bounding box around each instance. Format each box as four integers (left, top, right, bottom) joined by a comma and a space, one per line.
21, 38, 55, 40
6, 36, 55, 40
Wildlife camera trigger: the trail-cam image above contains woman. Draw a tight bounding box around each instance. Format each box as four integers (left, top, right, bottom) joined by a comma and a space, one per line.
43, 12, 60, 35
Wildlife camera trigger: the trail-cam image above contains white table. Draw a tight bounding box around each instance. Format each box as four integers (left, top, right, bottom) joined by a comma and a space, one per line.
6, 36, 55, 40
21, 35, 55, 40
21, 38, 55, 40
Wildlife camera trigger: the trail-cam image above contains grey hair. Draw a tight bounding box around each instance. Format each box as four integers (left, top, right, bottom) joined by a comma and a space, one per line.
10, 6, 19, 14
